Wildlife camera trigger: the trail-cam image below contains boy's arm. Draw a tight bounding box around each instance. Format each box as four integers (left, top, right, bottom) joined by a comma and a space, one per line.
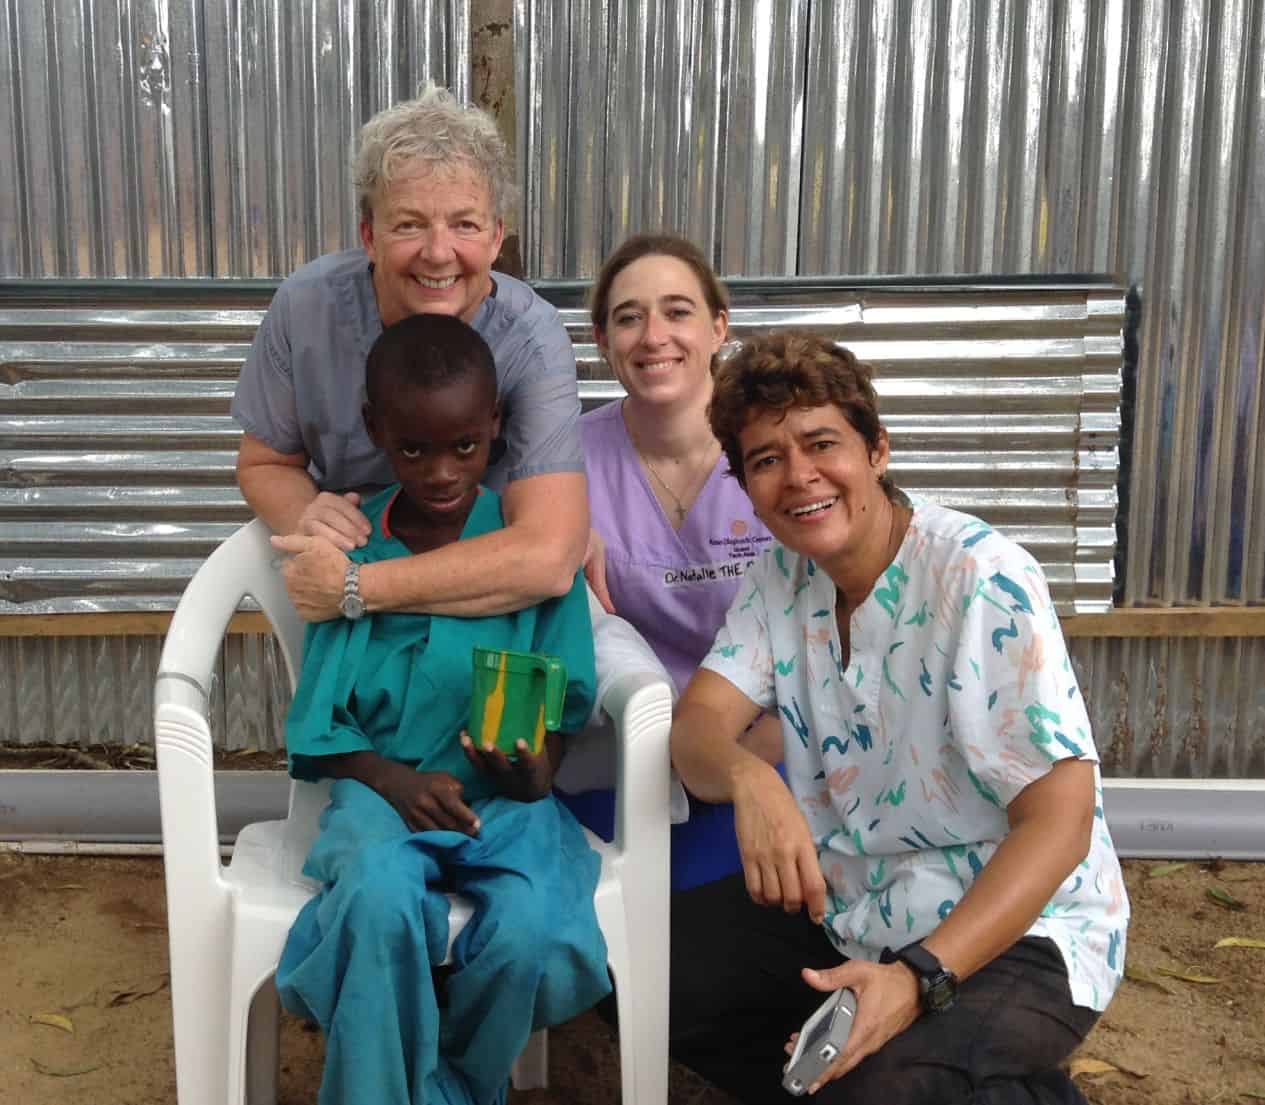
316, 750, 481, 835
237, 434, 372, 549
273, 471, 590, 621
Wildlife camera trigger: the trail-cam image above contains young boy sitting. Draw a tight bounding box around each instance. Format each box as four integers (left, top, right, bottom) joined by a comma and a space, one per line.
274, 313, 609, 1105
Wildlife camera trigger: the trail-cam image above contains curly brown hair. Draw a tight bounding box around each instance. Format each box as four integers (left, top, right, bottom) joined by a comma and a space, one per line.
709, 331, 894, 495
589, 233, 729, 332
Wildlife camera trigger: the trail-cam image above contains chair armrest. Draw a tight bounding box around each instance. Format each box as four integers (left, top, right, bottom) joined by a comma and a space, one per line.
591, 601, 674, 870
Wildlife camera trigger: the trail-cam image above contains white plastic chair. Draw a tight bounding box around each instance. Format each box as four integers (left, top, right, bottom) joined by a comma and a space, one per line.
154, 518, 673, 1105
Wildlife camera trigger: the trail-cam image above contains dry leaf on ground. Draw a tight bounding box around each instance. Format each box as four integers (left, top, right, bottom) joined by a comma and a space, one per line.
1070, 1058, 1146, 1079
1214, 937, 1265, 950
1154, 966, 1222, 985
1123, 966, 1176, 994
30, 1059, 100, 1078
104, 972, 169, 1008
29, 1012, 74, 1034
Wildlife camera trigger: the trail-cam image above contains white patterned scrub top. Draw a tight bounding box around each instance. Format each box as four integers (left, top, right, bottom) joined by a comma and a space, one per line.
701, 500, 1129, 1012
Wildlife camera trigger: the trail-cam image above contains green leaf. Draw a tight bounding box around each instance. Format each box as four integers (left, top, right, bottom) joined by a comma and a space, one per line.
1207, 886, 1247, 912
1147, 861, 1189, 878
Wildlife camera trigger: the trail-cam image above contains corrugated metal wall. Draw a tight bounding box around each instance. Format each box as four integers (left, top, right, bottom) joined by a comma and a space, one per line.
1071, 636, 1265, 779
515, 0, 1265, 611
0, 281, 1122, 614
516, 0, 1265, 778
0, 277, 1122, 752
1, 1, 1260, 774
0, 632, 289, 752
0, 0, 470, 278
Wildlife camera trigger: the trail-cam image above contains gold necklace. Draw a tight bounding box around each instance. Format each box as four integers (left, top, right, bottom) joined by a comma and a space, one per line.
641, 455, 691, 523
627, 422, 719, 525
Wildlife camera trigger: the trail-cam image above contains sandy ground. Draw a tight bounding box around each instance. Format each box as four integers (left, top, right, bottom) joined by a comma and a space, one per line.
0, 853, 1262, 1105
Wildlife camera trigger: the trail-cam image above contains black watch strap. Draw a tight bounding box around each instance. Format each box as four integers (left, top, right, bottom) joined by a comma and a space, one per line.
881, 942, 959, 1014
893, 942, 941, 977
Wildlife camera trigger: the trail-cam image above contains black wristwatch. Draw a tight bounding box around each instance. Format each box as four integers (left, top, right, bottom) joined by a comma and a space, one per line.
881, 942, 958, 1014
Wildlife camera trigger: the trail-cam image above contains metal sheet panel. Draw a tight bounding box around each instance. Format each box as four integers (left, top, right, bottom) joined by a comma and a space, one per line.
0, 632, 288, 750
518, 0, 1264, 610
516, 0, 808, 277
800, 0, 1264, 608
0, 0, 470, 278
0, 278, 1122, 614
1072, 636, 1265, 779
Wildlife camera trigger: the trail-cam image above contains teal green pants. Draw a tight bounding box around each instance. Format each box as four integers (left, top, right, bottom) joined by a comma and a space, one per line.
276, 779, 610, 1105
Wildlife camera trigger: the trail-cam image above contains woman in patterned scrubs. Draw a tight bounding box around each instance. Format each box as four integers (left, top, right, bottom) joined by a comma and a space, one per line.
667, 331, 1128, 1105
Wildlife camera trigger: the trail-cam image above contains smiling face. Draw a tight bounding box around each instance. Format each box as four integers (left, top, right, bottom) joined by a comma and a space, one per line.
595, 254, 728, 410
364, 372, 500, 541
359, 161, 505, 327
738, 403, 891, 570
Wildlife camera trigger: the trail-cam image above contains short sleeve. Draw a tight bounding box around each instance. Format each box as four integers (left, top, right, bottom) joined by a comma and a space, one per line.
285, 619, 376, 780
699, 559, 776, 709
531, 569, 597, 733
947, 540, 1097, 808
231, 284, 304, 455
497, 304, 584, 483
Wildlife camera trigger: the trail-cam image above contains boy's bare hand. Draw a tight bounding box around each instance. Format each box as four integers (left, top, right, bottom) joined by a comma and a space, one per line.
460, 731, 553, 803
296, 491, 371, 551
380, 766, 481, 835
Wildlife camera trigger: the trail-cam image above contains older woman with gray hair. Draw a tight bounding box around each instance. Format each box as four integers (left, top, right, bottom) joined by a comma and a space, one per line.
233, 83, 587, 620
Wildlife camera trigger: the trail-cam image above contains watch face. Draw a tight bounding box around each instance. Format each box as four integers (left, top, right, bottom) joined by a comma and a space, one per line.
922, 973, 958, 1013
340, 594, 366, 620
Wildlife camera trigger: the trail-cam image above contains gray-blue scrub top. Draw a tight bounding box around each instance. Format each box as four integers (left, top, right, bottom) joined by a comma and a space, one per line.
231, 247, 584, 494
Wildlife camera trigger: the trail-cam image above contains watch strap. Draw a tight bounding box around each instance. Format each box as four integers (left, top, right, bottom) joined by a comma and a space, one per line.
340, 561, 365, 619
881, 941, 959, 1014
893, 942, 943, 979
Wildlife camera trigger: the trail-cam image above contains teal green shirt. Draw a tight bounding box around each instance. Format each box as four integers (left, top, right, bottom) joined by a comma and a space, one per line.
285, 486, 596, 802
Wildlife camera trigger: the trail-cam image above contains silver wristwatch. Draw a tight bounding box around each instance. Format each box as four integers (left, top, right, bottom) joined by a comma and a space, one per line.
339, 561, 366, 620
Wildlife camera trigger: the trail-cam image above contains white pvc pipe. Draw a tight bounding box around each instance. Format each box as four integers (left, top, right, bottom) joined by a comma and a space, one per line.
1, 772, 1262, 860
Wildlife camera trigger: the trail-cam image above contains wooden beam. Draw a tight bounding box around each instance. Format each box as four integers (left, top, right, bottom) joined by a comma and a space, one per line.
0, 611, 272, 638
1060, 607, 1265, 638
0, 607, 1261, 640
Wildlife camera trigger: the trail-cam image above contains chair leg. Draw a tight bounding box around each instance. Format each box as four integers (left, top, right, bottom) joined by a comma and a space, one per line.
245, 977, 282, 1105
510, 1029, 549, 1089
611, 966, 668, 1105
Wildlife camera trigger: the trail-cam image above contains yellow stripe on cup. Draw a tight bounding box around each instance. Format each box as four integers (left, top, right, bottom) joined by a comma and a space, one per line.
532, 700, 546, 755
481, 653, 509, 749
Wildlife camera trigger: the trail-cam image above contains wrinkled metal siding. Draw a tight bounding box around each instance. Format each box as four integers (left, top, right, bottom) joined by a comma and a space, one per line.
0, 632, 289, 750
0, 0, 469, 278
515, 0, 808, 276
1071, 636, 1265, 779
0, 280, 1121, 748
516, 0, 1265, 778
517, 0, 1264, 610
0, 282, 1121, 614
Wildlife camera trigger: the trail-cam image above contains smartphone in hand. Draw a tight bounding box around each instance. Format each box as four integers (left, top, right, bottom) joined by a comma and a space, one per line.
782, 988, 857, 1096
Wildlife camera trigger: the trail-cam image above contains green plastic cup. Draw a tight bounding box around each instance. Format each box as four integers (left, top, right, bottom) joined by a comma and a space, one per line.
469, 646, 568, 756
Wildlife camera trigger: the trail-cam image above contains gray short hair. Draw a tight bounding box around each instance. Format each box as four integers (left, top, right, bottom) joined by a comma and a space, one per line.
353, 82, 516, 222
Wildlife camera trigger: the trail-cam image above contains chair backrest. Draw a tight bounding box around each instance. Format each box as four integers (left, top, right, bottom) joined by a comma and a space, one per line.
156, 517, 327, 872
156, 517, 302, 694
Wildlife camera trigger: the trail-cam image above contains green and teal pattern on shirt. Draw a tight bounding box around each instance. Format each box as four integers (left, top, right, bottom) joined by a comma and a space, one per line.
285, 486, 596, 803
701, 499, 1128, 1013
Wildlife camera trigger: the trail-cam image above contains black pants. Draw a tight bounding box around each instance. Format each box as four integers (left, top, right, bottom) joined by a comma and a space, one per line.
669, 875, 1099, 1105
